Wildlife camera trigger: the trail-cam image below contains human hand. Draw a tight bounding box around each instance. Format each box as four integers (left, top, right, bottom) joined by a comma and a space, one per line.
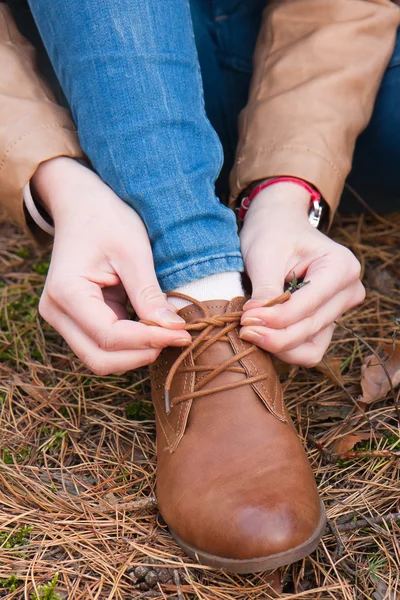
239, 183, 365, 367
33, 157, 191, 375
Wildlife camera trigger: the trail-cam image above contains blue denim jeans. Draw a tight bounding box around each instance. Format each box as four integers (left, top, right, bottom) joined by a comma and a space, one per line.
25, 0, 400, 290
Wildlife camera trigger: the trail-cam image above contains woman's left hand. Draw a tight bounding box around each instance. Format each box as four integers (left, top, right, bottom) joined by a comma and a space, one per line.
239, 183, 365, 367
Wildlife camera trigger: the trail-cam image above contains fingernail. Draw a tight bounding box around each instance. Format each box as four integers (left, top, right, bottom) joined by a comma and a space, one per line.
241, 317, 264, 327
171, 338, 192, 347
156, 308, 186, 325
243, 298, 267, 310
239, 329, 264, 344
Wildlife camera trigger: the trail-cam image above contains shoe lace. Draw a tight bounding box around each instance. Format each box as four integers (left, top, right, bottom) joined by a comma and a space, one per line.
142, 292, 290, 414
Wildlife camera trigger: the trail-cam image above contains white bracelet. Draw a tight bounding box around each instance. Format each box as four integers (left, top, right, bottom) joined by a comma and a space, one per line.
23, 181, 55, 236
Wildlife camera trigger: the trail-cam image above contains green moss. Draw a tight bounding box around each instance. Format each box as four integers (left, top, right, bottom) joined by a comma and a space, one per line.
16, 247, 30, 259
33, 262, 50, 276
386, 434, 400, 448
60, 405, 79, 420
41, 429, 68, 453
6, 294, 39, 322
368, 552, 387, 574
31, 574, 61, 600
31, 348, 44, 361
1, 446, 30, 465
355, 434, 400, 453
126, 401, 154, 421
0, 575, 20, 592
0, 525, 32, 549
60, 406, 69, 419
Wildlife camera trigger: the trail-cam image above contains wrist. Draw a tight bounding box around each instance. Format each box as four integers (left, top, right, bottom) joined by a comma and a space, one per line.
31, 157, 76, 217
247, 182, 311, 218
31, 157, 96, 223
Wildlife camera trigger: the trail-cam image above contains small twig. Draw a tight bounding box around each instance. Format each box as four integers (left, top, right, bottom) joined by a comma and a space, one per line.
327, 520, 344, 557
135, 592, 160, 600
308, 434, 336, 464
336, 512, 400, 533
101, 496, 157, 512
310, 436, 400, 462
173, 569, 184, 600
337, 449, 400, 460
339, 560, 357, 578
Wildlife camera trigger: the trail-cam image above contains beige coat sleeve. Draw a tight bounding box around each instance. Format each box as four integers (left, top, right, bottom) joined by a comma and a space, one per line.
229, 0, 400, 223
0, 4, 84, 234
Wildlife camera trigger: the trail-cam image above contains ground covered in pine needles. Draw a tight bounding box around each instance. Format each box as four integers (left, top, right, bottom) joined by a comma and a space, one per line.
0, 209, 399, 600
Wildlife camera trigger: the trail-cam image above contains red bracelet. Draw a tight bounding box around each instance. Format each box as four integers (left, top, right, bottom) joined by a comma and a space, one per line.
238, 176, 322, 223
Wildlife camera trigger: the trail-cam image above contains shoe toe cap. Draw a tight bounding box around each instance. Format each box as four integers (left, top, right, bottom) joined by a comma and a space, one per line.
228, 499, 322, 559
171, 491, 323, 562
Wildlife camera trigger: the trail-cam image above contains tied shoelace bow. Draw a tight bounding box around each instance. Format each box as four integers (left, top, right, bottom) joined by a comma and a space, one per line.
141, 291, 290, 414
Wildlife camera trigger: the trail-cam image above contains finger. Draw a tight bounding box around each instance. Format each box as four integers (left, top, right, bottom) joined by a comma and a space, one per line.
242, 254, 363, 329
240, 282, 363, 354
114, 243, 188, 330
242, 250, 285, 310
275, 324, 336, 367
42, 309, 163, 375
41, 283, 191, 352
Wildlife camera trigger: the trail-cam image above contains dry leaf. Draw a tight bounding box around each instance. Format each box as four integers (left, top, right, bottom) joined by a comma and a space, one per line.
312, 405, 350, 422
332, 432, 373, 454
314, 357, 343, 385
265, 570, 282, 596
360, 343, 400, 404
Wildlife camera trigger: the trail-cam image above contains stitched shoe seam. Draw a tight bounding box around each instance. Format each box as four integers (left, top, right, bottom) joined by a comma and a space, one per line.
154, 396, 173, 449
180, 303, 228, 319
235, 334, 280, 416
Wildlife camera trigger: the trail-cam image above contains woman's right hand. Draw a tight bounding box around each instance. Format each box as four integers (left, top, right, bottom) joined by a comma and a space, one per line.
32, 157, 191, 375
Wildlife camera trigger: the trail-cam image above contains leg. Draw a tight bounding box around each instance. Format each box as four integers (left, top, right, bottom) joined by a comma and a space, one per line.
342, 26, 400, 213
27, 0, 243, 290
190, 0, 265, 200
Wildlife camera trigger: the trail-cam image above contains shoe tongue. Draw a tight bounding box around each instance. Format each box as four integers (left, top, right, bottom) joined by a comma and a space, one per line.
178, 297, 245, 324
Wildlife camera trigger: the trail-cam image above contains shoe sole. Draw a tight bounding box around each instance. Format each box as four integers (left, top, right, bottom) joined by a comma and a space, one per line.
170, 500, 326, 574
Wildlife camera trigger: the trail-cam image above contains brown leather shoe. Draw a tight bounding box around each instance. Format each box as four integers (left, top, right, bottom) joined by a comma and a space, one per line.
149, 294, 325, 573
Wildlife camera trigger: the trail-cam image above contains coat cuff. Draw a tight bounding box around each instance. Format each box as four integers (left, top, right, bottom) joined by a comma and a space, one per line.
0, 124, 84, 241
229, 145, 344, 229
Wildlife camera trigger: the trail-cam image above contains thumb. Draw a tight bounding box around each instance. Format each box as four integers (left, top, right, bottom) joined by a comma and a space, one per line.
243, 260, 285, 311
117, 252, 187, 331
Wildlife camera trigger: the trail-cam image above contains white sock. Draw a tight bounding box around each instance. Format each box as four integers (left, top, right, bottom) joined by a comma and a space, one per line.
168, 272, 245, 309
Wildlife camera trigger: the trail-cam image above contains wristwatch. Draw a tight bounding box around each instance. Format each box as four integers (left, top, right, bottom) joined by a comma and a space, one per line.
238, 176, 326, 229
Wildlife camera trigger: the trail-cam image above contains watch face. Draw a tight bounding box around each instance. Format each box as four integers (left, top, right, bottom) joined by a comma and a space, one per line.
309, 200, 323, 228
